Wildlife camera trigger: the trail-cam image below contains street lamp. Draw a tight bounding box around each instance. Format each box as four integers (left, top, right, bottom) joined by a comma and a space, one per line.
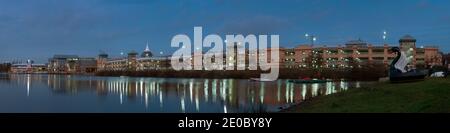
382, 30, 387, 44
305, 33, 317, 47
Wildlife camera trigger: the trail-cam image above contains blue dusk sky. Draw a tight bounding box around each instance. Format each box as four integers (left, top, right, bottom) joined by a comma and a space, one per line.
0, 0, 449, 63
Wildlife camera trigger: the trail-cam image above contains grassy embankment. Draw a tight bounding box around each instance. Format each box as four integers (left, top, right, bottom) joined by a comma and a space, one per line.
281, 78, 450, 113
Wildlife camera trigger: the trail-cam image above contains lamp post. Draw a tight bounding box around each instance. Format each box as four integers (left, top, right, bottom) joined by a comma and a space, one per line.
305, 33, 317, 47
382, 30, 387, 45
305, 33, 321, 69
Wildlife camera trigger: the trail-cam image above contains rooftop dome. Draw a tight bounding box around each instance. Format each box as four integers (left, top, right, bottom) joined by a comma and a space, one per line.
399, 35, 416, 42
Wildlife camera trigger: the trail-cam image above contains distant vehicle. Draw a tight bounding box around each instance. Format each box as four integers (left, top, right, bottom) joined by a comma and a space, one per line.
430, 71, 446, 78
428, 65, 448, 78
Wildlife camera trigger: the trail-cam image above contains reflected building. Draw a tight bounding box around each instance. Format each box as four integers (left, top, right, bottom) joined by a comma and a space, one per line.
2, 74, 369, 112
97, 78, 362, 112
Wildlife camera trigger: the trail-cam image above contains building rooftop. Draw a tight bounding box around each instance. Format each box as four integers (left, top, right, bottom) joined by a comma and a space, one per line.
52, 55, 79, 59
345, 39, 367, 47
400, 35, 416, 42
128, 50, 138, 55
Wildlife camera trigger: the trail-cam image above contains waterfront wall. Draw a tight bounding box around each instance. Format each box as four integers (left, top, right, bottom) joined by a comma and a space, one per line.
96, 63, 387, 81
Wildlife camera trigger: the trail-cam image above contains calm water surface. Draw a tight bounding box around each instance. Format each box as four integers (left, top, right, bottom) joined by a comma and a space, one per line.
0, 74, 372, 113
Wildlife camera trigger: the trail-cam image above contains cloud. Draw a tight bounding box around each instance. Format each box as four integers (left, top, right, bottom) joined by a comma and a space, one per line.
218, 15, 291, 35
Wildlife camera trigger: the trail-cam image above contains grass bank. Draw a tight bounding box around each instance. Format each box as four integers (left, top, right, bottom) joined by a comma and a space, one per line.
281, 78, 450, 113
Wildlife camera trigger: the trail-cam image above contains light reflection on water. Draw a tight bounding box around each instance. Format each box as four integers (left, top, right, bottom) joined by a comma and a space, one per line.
0, 74, 371, 113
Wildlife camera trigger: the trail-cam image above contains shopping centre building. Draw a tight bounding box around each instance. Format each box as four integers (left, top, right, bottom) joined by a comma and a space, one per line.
98, 35, 443, 71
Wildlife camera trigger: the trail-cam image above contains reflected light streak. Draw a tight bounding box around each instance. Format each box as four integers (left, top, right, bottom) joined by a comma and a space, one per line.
189, 81, 193, 103
260, 82, 265, 104
212, 79, 217, 102
145, 87, 148, 108
195, 84, 199, 112
228, 80, 233, 103
290, 83, 294, 103
159, 91, 163, 108
26, 74, 30, 96
204, 79, 209, 102
312, 83, 319, 97
356, 82, 361, 88
223, 105, 227, 113
302, 84, 307, 100
181, 97, 185, 113
120, 93, 123, 104
285, 83, 290, 103
277, 81, 281, 102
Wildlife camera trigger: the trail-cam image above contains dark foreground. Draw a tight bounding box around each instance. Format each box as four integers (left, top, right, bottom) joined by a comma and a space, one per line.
282, 78, 450, 113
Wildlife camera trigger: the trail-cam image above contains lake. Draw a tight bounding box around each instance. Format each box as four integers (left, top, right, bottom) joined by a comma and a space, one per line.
0, 74, 371, 113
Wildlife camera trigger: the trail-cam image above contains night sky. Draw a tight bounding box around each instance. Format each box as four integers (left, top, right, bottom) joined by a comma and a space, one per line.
1, 0, 449, 63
